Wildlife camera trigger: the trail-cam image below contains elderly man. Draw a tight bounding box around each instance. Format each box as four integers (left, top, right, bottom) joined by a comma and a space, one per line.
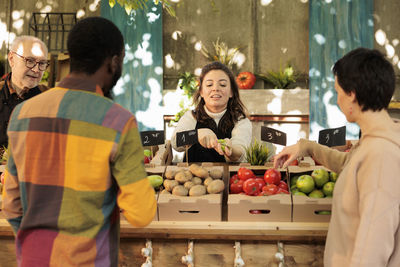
0, 36, 49, 149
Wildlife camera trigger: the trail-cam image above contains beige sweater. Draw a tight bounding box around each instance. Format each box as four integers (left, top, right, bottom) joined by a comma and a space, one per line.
299, 119, 400, 267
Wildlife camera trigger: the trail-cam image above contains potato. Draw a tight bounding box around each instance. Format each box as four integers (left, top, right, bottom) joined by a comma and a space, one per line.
184, 170, 193, 180
203, 177, 213, 187
189, 185, 206, 196
163, 179, 179, 192
209, 169, 223, 179
189, 164, 209, 178
164, 170, 176, 180
192, 177, 202, 185
184, 181, 195, 190
207, 179, 225, 194
172, 185, 188, 196
160, 189, 171, 194
175, 171, 191, 184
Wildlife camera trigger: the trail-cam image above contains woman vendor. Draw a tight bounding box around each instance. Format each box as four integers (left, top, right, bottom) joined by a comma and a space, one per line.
171, 61, 252, 162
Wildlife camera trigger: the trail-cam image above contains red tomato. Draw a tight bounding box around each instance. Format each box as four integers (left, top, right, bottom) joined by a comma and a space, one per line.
255, 178, 266, 190
250, 210, 262, 214
230, 179, 244, 194
237, 167, 255, 181
236, 71, 256, 89
264, 168, 281, 185
261, 184, 278, 195
243, 178, 260, 196
278, 180, 288, 191
230, 174, 239, 184
276, 188, 289, 194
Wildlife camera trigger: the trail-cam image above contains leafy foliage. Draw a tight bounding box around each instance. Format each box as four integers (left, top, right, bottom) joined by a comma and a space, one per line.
109, 0, 176, 17
245, 139, 275, 166
200, 38, 242, 68
169, 72, 199, 126
257, 64, 297, 89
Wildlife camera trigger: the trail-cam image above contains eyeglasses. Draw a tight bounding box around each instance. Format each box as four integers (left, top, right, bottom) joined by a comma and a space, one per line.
12, 51, 50, 71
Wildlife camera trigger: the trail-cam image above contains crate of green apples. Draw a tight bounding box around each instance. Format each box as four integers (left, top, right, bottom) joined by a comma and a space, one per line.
288, 165, 338, 223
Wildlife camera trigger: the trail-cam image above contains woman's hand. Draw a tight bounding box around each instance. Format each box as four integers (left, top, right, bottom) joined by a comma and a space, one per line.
198, 128, 218, 149
273, 143, 301, 169
215, 138, 232, 156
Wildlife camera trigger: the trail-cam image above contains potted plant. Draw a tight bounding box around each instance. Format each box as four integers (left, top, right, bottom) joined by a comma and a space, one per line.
169, 72, 198, 126
256, 63, 298, 89
200, 38, 243, 69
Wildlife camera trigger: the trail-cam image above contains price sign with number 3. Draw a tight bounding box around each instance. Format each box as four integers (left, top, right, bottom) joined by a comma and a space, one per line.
260, 126, 287, 146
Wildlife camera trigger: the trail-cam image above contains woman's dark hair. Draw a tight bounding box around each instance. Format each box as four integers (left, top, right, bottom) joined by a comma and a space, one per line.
192, 61, 247, 134
67, 17, 124, 74
333, 47, 395, 111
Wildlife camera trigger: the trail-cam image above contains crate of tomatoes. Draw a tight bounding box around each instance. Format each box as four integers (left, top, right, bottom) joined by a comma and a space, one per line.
227, 165, 291, 222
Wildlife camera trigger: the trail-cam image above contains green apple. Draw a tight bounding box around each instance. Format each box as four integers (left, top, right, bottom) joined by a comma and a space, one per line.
317, 211, 331, 215
308, 189, 325, 198
322, 181, 335, 197
296, 175, 315, 194
143, 149, 152, 157
330, 172, 338, 182
311, 169, 329, 188
147, 175, 163, 189
293, 191, 307, 196
290, 175, 300, 186
290, 184, 298, 191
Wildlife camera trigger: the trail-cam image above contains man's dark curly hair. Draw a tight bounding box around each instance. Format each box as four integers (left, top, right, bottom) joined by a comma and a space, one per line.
67, 17, 124, 74
192, 61, 247, 135
333, 48, 395, 111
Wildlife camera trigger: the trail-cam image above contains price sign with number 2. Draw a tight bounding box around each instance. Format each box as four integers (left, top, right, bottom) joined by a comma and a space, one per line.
140, 131, 165, 147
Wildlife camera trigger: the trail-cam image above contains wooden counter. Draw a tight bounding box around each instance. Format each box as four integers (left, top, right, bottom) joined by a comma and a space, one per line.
0, 217, 327, 266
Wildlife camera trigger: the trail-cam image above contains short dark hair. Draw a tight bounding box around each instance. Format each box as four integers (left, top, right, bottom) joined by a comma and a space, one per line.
67, 17, 124, 74
333, 47, 395, 111
193, 61, 247, 135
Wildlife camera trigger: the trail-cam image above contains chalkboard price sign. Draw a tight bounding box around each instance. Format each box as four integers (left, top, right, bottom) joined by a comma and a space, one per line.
140, 130, 165, 146
261, 126, 287, 146
176, 129, 198, 147
318, 126, 346, 147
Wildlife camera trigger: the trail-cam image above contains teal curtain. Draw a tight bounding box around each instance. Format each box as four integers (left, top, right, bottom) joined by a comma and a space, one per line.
101, 1, 163, 131
309, 0, 374, 140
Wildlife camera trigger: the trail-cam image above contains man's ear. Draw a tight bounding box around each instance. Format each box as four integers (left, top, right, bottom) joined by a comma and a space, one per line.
350, 91, 357, 103
110, 55, 119, 73
8, 51, 14, 68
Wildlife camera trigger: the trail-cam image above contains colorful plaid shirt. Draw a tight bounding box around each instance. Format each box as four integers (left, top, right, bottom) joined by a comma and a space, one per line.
1, 76, 156, 267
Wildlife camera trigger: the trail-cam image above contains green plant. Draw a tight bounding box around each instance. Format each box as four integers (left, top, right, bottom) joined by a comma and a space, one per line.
108, 0, 176, 17
1, 146, 8, 165
169, 72, 199, 126
257, 63, 297, 89
244, 139, 275, 166
200, 38, 243, 68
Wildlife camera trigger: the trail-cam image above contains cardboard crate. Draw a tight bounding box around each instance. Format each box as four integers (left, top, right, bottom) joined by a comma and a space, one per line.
157, 164, 225, 221
145, 165, 166, 221
158, 193, 222, 221
289, 165, 334, 223
227, 165, 291, 222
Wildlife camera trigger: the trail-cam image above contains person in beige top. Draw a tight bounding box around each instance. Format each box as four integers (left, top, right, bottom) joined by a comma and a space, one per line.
274, 48, 400, 267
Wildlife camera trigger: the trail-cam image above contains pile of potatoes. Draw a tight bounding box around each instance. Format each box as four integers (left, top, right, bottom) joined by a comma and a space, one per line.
161, 164, 225, 196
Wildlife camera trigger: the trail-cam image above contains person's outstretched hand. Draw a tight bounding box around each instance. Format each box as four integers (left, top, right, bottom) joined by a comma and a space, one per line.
273, 143, 301, 169
198, 128, 218, 149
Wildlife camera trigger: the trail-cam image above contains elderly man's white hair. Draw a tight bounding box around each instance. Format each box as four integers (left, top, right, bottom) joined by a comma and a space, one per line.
10, 35, 48, 54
